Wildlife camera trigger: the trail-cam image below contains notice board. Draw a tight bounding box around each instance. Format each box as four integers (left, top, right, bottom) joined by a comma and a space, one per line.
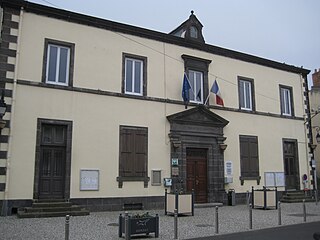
80, 169, 99, 191
264, 172, 285, 187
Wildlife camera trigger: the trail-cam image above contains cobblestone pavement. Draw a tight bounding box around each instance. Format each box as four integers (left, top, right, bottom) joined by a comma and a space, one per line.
1, 202, 320, 239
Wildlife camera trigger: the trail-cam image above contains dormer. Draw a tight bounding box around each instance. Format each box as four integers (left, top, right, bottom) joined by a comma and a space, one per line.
170, 11, 205, 44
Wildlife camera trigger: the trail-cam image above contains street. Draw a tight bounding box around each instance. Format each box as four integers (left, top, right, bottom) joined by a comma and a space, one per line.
189, 221, 320, 240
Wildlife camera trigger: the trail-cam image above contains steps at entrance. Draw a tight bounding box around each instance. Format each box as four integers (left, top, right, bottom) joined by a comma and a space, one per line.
17, 200, 89, 218
280, 190, 315, 203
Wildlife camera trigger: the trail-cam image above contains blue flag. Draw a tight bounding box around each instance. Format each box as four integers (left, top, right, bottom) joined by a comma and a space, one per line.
182, 73, 191, 108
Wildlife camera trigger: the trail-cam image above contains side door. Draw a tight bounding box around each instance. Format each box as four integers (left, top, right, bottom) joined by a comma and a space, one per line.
39, 125, 66, 199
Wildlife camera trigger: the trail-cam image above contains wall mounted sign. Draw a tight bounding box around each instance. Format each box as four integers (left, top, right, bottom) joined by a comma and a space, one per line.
172, 167, 179, 176
171, 158, 179, 166
265, 172, 285, 187
80, 169, 99, 191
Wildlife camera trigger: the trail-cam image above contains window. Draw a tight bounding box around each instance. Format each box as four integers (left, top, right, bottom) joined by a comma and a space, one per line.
238, 77, 255, 111
122, 53, 147, 96
190, 26, 198, 39
117, 126, 149, 188
43, 39, 75, 86
280, 85, 294, 116
188, 70, 203, 103
181, 54, 211, 105
239, 135, 260, 184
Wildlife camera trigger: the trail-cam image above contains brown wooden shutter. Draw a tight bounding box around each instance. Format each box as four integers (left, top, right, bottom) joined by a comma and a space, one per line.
119, 126, 148, 177
240, 136, 259, 178
134, 129, 147, 176
249, 137, 259, 177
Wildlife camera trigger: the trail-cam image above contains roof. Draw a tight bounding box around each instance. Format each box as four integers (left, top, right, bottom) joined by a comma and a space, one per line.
1, 0, 310, 76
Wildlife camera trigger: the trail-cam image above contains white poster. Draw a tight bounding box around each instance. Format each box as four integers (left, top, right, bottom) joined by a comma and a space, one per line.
80, 169, 99, 191
275, 172, 285, 187
264, 172, 285, 187
265, 172, 275, 187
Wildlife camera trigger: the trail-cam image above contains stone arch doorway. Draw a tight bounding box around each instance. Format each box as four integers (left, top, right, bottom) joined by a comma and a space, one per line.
167, 106, 229, 203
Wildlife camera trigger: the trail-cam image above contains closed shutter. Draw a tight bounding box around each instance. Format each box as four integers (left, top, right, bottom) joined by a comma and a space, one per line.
240, 136, 259, 178
119, 126, 147, 177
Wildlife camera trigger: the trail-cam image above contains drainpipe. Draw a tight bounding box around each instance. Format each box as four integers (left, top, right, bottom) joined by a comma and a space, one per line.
1, 7, 23, 216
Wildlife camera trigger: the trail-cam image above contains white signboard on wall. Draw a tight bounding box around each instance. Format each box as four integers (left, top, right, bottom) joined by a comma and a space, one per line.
264, 172, 285, 187
80, 169, 99, 191
275, 172, 285, 187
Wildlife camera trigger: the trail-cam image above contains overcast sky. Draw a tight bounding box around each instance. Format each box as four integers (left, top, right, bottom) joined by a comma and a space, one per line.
29, 0, 320, 87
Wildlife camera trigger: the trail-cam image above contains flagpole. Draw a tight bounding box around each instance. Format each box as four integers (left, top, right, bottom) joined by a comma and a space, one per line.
184, 72, 194, 93
204, 93, 210, 105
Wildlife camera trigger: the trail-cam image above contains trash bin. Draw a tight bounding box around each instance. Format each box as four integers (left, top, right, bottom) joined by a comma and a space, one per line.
228, 189, 236, 206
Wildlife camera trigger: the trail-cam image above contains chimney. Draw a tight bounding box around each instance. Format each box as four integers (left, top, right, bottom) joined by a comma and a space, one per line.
312, 68, 320, 87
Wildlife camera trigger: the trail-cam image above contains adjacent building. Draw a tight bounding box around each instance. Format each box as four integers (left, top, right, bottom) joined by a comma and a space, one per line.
310, 69, 320, 188
0, 0, 313, 215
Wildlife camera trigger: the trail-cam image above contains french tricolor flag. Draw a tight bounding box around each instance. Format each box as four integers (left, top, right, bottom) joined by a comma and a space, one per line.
210, 80, 224, 106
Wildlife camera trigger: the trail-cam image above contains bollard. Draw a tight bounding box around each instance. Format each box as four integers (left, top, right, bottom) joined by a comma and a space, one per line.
249, 204, 253, 230
278, 201, 281, 226
215, 206, 219, 234
65, 215, 70, 240
174, 209, 178, 239
125, 211, 130, 240
315, 190, 318, 206
303, 200, 306, 222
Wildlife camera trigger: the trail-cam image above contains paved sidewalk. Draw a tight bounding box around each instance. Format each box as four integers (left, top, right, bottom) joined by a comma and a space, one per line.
0, 202, 320, 239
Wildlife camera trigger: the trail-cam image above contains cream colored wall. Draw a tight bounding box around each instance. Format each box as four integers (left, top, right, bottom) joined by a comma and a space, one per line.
8, 85, 171, 199
18, 13, 166, 97
18, 13, 305, 119
220, 110, 309, 192
8, 11, 309, 199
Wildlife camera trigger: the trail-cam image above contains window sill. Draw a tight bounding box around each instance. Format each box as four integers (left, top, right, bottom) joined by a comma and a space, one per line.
116, 176, 150, 188
239, 176, 261, 186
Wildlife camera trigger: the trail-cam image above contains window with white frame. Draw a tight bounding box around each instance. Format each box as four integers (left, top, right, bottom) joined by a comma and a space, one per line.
46, 44, 70, 85
238, 78, 254, 111
188, 70, 203, 103
43, 39, 74, 86
125, 57, 144, 95
280, 86, 294, 116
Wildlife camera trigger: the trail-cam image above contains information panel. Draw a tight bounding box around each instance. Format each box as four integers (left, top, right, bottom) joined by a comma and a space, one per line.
80, 169, 99, 191
264, 172, 285, 187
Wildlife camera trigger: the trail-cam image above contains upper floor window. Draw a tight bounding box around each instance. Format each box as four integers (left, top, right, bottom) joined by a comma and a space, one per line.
43, 39, 74, 86
188, 70, 203, 103
280, 85, 294, 116
238, 77, 255, 111
190, 26, 198, 39
181, 54, 211, 105
122, 53, 147, 96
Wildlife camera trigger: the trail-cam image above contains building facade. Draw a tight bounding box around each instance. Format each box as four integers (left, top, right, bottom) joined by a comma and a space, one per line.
310, 69, 320, 188
0, 0, 312, 215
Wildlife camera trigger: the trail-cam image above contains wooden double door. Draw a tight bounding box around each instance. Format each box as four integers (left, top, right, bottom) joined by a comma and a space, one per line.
39, 124, 67, 199
186, 148, 208, 203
